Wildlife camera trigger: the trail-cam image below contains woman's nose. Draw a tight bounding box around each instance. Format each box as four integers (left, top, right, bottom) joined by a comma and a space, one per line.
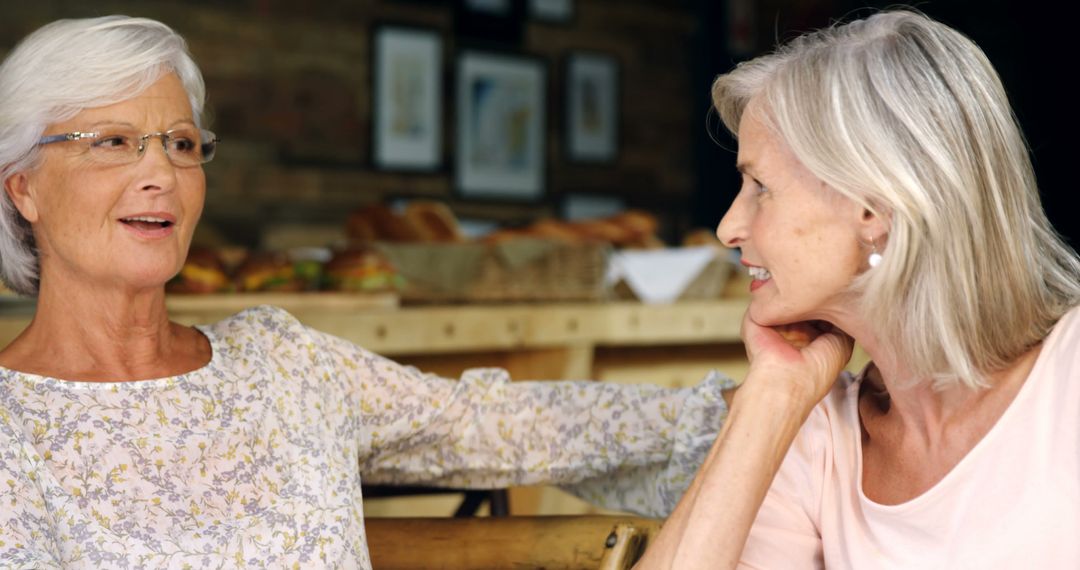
716, 192, 751, 248
135, 139, 178, 192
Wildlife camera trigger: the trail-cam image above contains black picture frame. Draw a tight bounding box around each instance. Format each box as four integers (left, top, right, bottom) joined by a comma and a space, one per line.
371, 24, 445, 172
564, 52, 620, 163
454, 50, 547, 201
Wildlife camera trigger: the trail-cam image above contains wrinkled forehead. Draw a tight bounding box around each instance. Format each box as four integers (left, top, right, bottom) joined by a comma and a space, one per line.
46, 72, 196, 133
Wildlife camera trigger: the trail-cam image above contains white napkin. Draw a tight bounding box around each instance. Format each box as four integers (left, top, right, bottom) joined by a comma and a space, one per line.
605, 246, 720, 304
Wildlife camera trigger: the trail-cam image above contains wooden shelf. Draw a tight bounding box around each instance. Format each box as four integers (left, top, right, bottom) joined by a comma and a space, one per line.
0, 296, 747, 355
284, 299, 747, 356
166, 291, 399, 319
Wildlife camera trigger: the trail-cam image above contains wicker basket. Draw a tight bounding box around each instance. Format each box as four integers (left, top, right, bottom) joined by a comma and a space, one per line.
377, 240, 610, 304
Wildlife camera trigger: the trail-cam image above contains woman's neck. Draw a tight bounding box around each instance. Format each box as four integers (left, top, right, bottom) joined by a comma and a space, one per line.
841, 313, 1041, 444
0, 273, 201, 381
845, 313, 1043, 505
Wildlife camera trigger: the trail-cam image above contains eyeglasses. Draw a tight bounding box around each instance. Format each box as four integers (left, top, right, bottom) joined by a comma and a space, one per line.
37, 125, 220, 167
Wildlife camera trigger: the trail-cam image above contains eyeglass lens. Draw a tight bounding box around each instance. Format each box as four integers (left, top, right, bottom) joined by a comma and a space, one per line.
84, 126, 217, 166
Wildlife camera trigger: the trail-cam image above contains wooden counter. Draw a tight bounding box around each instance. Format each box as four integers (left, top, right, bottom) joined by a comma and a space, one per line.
0, 294, 750, 382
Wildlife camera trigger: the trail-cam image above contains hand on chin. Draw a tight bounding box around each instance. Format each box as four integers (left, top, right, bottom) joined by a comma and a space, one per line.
740, 311, 855, 407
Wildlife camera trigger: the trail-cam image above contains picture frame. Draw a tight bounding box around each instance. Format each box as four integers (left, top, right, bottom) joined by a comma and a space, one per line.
372, 25, 443, 171
565, 52, 619, 163
529, 0, 574, 23
455, 51, 547, 201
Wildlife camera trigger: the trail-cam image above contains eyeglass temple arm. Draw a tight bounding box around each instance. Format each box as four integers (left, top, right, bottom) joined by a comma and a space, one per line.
37, 132, 88, 146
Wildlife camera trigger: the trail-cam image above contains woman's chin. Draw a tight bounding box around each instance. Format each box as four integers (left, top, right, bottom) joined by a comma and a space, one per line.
748, 300, 815, 328
108, 267, 179, 293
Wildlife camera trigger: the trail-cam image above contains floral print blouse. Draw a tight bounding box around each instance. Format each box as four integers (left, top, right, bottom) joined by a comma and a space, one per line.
0, 305, 732, 569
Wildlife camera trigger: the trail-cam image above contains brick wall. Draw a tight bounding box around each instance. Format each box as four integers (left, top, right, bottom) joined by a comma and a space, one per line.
1, 0, 704, 247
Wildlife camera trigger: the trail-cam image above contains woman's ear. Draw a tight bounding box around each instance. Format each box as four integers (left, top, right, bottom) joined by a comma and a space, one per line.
4, 173, 40, 223
856, 203, 890, 243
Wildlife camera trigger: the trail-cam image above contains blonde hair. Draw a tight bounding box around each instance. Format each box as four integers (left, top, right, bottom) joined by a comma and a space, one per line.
712, 10, 1080, 389
0, 16, 206, 296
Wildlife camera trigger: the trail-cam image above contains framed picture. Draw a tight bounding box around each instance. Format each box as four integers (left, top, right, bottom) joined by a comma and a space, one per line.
529, 0, 574, 23
565, 53, 619, 163
455, 51, 546, 200
372, 26, 443, 171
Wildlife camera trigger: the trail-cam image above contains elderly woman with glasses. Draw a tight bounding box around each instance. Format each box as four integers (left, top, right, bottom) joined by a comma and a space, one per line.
0, 17, 740, 569
635, 10, 1080, 569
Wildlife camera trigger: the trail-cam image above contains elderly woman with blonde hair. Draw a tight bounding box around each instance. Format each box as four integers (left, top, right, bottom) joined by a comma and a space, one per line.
0, 16, 738, 569
636, 10, 1080, 569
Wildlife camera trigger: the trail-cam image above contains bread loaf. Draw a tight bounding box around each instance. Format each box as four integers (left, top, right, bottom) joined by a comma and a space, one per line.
347, 205, 422, 243
405, 201, 465, 242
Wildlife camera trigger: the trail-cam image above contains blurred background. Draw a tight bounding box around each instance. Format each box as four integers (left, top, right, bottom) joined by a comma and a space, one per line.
2, 0, 1072, 251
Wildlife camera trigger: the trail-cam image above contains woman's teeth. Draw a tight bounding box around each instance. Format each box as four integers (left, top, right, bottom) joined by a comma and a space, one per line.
120, 216, 172, 228
748, 266, 772, 280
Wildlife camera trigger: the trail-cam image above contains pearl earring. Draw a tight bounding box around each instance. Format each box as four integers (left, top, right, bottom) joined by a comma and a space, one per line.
868, 236, 883, 268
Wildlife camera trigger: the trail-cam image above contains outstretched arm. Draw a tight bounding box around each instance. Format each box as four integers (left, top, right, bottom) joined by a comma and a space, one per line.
302, 318, 733, 517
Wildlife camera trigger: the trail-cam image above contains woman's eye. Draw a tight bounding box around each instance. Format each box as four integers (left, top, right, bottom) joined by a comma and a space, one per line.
170, 137, 197, 153
91, 135, 132, 150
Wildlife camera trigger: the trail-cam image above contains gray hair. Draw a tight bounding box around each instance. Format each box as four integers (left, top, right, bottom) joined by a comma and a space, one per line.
712, 10, 1080, 389
0, 15, 206, 296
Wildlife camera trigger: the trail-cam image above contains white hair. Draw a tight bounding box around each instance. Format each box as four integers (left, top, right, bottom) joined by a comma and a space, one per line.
0, 15, 206, 296
712, 10, 1080, 389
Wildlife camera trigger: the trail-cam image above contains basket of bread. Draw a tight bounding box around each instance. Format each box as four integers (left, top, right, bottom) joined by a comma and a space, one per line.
347, 201, 635, 303
165, 201, 734, 306
345, 201, 732, 304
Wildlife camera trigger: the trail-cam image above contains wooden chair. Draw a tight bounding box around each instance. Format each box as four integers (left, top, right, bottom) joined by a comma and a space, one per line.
366, 515, 662, 569
363, 485, 510, 517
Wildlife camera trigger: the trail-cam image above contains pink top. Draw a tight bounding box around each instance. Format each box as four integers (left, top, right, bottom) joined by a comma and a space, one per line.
740, 306, 1080, 569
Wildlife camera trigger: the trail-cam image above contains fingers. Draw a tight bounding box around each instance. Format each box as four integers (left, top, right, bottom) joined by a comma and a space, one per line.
763, 320, 831, 350
773, 323, 816, 348
806, 327, 855, 377
740, 311, 852, 372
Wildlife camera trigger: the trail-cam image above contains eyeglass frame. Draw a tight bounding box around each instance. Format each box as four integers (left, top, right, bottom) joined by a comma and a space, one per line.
37, 127, 220, 167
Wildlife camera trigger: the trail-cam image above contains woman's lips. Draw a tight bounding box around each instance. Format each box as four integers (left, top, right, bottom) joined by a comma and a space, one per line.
744, 263, 772, 292
118, 218, 175, 239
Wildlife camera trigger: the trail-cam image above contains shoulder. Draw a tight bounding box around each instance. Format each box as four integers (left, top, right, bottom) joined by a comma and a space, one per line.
209, 304, 305, 332
780, 372, 859, 485
798, 373, 855, 446
200, 304, 309, 348
200, 304, 391, 373
796, 372, 859, 442
1027, 305, 1080, 393
1030, 306, 1080, 376
1045, 305, 1080, 354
